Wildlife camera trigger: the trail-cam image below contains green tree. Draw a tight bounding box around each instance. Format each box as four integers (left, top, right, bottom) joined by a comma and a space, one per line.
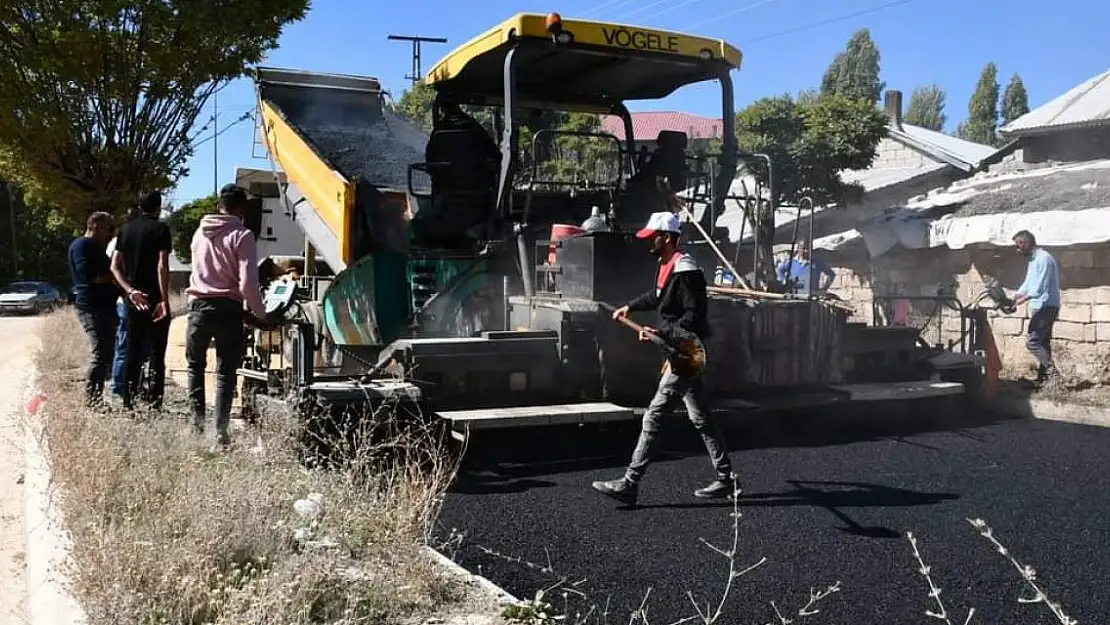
904, 84, 947, 131
166, 194, 218, 264
390, 84, 614, 187
820, 29, 884, 103
393, 81, 437, 132
0, 182, 81, 287
1002, 73, 1030, 127
958, 62, 1000, 146
734, 93, 889, 207
0, 1, 310, 222
727, 92, 885, 288
538, 112, 618, 187
392, 80, 497, 134
796, 88, 820, 105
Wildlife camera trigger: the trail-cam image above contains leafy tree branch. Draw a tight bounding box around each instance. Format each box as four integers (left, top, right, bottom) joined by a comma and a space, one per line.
0, 0, 309, 221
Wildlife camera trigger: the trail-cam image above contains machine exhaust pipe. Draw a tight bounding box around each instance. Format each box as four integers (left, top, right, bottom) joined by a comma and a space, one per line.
515, 223, 534, 297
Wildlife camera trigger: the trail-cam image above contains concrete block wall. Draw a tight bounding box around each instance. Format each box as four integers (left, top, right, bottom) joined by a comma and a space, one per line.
868, 137, 937, 169
824, 243, 1110, 382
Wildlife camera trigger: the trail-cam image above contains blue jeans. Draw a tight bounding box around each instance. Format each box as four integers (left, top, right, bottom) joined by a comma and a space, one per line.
1027, 306, 1058, 375
111, 301, 127, 395
112, 300, 153, 396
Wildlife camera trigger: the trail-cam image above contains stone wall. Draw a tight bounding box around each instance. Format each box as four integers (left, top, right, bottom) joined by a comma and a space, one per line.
823, 243, 1110, 382
1023, 127, 1110, 165
988, 127, 1110, 173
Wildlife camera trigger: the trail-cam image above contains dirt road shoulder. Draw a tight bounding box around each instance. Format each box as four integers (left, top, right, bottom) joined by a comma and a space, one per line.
0, 316, 40, 625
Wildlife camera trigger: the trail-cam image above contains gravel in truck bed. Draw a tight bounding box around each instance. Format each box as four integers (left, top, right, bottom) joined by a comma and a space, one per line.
299, 109, 430, 191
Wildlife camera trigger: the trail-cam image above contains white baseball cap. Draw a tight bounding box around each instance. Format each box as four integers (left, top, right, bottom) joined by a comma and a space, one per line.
635, 211, 682, 239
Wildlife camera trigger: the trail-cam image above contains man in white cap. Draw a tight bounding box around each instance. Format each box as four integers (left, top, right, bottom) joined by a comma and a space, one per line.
593, 211, 737, 506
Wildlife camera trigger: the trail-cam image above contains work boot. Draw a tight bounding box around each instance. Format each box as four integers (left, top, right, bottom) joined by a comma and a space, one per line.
695, 473, 740, 500
591, 477, 639, 506
1038, 365, 1064, 391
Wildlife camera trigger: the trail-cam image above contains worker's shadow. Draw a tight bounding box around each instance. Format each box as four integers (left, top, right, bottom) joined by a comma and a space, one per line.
452, 449, 650, 494
631, 480, 958, 539
450, 469, 559, 495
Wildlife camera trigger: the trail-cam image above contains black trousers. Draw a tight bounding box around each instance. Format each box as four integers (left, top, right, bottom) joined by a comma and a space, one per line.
185, 297, 246, 441
76, 305, 118, 406
122, 304, 171, 409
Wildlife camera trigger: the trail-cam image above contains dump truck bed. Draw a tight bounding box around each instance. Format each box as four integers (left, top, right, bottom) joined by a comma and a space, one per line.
255, 67, 430, 270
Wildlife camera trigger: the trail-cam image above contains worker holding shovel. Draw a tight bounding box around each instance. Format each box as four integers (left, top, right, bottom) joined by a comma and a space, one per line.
591, 211, 738, 507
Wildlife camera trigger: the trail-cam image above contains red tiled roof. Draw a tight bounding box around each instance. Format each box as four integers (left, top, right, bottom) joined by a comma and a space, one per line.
600, 111, 723, 142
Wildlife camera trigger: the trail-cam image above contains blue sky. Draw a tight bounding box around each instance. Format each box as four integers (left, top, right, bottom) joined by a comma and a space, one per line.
171, 0, 1110, 206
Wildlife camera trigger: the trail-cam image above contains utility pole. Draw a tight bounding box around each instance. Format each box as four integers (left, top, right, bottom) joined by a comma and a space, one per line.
213, 88, 219, 195
4, 183, 16, 277
387, 34, 448, 86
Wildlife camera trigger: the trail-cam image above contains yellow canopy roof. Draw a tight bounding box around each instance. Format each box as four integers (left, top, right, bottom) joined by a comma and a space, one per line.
424, 13, 742, 108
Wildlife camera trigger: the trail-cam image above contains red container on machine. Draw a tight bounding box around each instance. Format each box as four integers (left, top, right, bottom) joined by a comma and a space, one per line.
548, 224, 585, 264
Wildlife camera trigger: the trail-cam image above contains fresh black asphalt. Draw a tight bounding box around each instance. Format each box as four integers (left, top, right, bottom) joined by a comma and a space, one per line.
436, 405, 1110, 624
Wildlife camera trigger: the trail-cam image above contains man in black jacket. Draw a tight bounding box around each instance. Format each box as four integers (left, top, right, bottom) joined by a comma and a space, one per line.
111, 190, 173, 410
592, 211, 737, 506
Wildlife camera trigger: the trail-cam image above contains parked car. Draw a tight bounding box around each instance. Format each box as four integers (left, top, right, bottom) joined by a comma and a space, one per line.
0, 281, 67, 315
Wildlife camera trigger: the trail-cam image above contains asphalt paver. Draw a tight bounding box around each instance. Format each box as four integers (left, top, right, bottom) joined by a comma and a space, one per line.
437, 409, 1110, 624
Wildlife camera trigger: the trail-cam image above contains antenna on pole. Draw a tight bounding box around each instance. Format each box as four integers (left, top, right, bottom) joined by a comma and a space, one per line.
387, 34, 448, 86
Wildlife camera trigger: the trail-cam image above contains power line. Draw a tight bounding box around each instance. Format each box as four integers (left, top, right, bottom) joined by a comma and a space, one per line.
579, 0, 639, 18
633, 0, 743, 24
192, 112, 253, 150
611, 0, 673, 22
680, 0, 785, 32
740, 0, 922, 45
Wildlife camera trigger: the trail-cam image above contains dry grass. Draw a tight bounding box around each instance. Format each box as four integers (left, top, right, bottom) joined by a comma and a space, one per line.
907, 519, 1077, 625
33, 307, 500, 625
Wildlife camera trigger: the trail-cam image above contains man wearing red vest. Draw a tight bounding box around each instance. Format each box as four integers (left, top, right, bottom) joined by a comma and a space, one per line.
593, 211, 737, 506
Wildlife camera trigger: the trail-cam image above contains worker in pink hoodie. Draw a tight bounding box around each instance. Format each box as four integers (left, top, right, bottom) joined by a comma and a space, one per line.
185, 183, 270, 448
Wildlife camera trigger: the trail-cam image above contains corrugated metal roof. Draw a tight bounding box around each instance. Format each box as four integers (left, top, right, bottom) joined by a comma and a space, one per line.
840, 162, 949, 193
897, 124, 998, 168
833, 123, 996, 193
601, 112, 722, 142
1000, 67, 1110, 136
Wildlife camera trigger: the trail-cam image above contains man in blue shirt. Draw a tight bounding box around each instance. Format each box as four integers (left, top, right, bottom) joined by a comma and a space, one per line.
1011, 230, 1061, 387
776, 239, 835, 295
67, 211, 121, 407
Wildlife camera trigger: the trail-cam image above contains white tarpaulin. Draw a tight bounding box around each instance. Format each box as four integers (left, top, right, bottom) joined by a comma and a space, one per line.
930, 206, 1110, 249
813, 228, 862, 251
850, 159, 1110, 256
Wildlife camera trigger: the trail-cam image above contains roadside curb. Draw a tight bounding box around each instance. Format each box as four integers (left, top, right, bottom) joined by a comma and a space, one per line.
23, 388, 87, 625
992, 393, 1110, 428
423, 546, 521, 607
